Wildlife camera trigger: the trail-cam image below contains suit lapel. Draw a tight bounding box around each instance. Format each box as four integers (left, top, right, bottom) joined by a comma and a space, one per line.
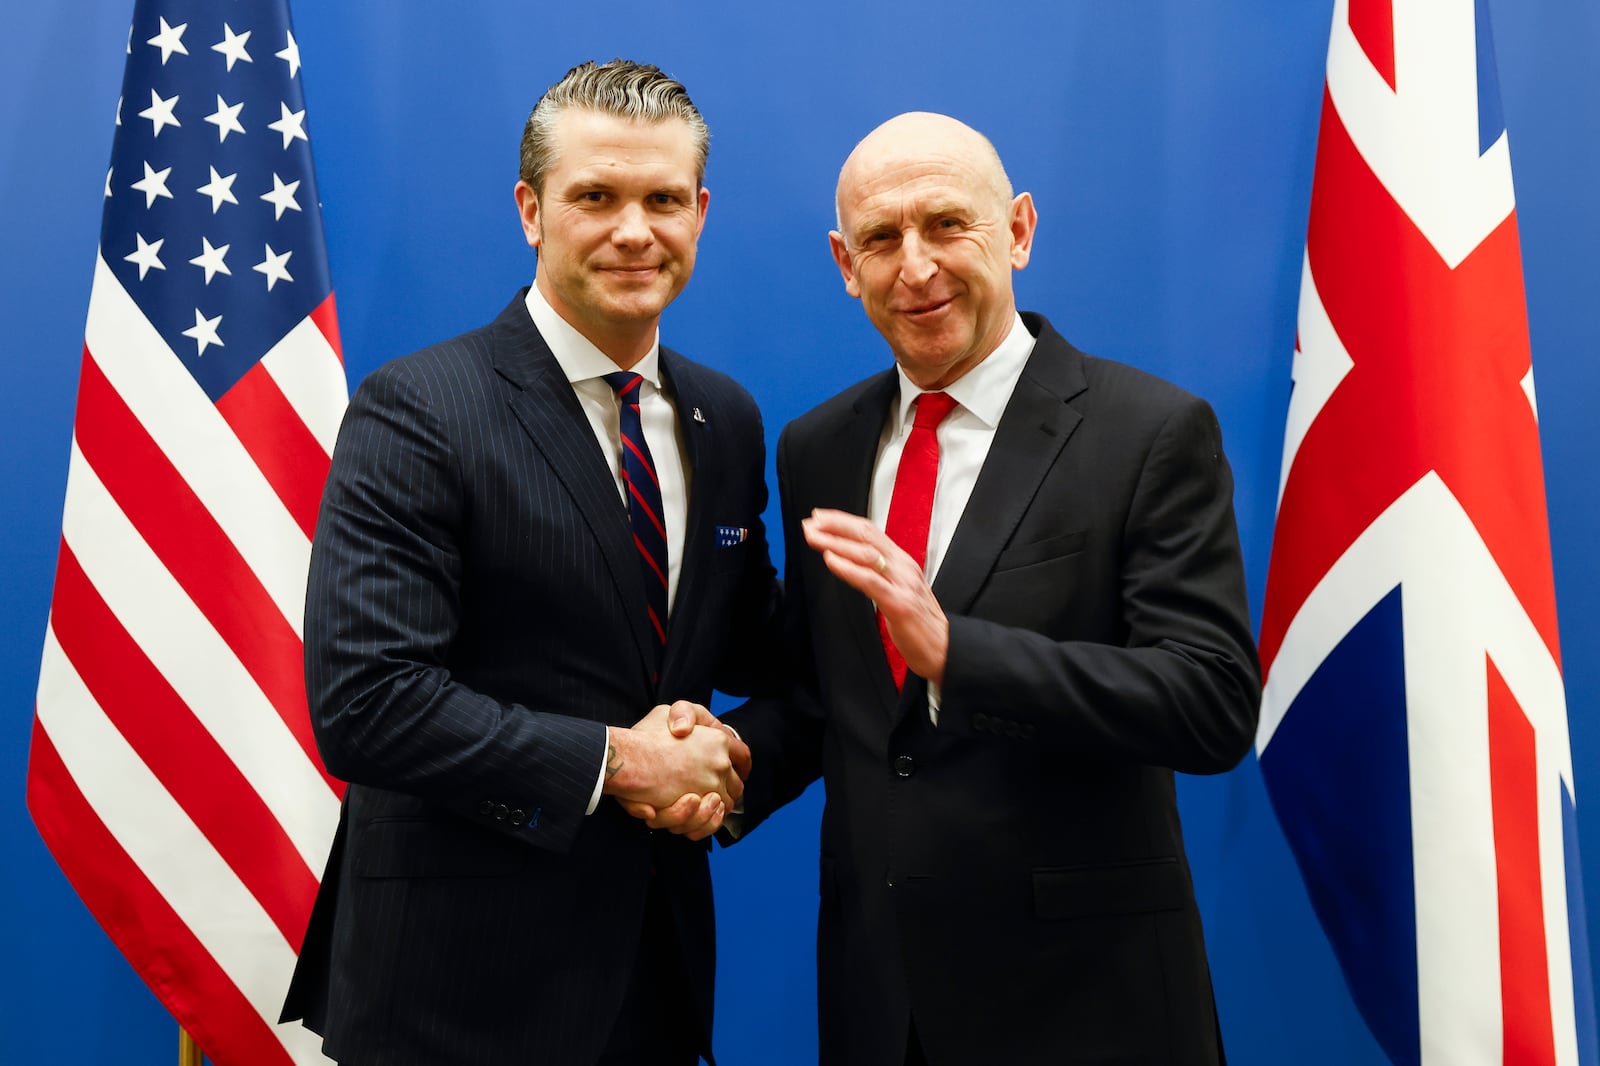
489, 293, 659, 684
930, 317, 1087, 620
826, 372, 902, 716
657, 351, 711, 696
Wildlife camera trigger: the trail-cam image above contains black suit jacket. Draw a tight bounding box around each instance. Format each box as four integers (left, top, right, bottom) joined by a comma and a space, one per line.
282, 292, 780, 1065
727, 313, 1260, 1066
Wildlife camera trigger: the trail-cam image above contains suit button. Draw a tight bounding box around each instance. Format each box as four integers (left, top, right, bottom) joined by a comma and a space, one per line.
1022, 723, 1036, 739
894, 755, 915, 777
509, 809, 526, 825
494, 804, 509, 821
1004, 720, 1021, 738
479, 800, 495, 816
973, 713, 989, 732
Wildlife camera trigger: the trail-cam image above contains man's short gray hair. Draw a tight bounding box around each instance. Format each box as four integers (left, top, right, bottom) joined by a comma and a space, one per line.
519, 59, 709, 194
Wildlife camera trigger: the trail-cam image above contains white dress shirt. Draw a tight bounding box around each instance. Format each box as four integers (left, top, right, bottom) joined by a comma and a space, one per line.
868, 313, 1035, 723
523, 286, 691, 811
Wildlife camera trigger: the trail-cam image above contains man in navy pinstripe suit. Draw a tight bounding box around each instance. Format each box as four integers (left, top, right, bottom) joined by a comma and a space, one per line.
281, 60, 783, 1066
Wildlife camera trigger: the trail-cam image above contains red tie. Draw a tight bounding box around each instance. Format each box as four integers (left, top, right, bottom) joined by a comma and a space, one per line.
879, 391, 959, 689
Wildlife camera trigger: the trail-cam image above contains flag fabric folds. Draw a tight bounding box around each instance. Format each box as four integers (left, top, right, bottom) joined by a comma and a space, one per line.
1257, 1, 1597, 1063
27, 1, 346, 1062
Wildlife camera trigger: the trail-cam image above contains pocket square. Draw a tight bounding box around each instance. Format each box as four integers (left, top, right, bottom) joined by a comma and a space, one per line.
715, 525, 748, 548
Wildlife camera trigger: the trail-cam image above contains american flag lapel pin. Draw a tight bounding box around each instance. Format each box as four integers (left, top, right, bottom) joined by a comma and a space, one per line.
715, 525, 748, 548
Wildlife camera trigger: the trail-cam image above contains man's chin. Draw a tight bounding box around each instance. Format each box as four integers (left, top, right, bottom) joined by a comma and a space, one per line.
890, 330, 964, 368
594, 293, 672, 324
599, 281, 685, 318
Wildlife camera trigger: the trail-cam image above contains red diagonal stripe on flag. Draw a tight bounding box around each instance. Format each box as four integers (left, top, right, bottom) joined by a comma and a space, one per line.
216, 361, 330, 540
50, 544, 320, 944
309, 292, 343, 362
73, 351, 338, 792
1349, 0, 1398, 91
1260, 89, 1558, 673
25, 721, 297, 1066
1488, 657, 1557, 1065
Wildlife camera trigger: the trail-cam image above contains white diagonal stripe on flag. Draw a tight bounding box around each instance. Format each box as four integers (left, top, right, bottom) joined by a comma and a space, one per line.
85, 255, 312, 639
35, 628, 331, 1064
1277, 254, 1352, 506
58, 437, 338, 869
262, 314, 346, 457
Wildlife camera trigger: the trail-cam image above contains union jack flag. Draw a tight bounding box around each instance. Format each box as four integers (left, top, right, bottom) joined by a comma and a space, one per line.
1257, 2, 1598, 1062
26, 1, 345, 1063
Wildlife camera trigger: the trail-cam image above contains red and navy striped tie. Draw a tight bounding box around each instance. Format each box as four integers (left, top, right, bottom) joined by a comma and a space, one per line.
604, 372, 669, 653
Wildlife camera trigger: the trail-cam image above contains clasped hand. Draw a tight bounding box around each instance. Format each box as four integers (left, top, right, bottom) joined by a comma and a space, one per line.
606, 701, 750, 841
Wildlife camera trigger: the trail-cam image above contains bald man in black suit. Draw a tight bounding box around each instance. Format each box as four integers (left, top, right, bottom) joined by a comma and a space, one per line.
648, 111, 1261, 1065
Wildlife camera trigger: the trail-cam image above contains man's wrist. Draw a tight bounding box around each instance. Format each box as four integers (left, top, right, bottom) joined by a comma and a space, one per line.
599, 726, 631, 796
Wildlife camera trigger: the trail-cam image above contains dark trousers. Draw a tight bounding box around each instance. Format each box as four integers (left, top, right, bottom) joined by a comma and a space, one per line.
597, 875, 701, 1066
905, 1019, 928, 1066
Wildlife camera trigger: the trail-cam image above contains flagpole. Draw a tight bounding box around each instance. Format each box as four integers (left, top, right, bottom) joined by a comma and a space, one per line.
178, 1027, 202, 1066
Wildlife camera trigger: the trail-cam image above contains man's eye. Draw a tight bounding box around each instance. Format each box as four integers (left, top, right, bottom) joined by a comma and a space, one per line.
579, 191, 606, 202
651, 193, 675, 205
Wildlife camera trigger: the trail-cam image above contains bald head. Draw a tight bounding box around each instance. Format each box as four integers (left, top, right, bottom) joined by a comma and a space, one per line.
835, 112, 1014, 232
827, 111, 1037, 390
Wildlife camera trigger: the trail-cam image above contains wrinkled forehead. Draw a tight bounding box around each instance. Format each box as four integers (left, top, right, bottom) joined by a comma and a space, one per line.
837, 149, 1002, 231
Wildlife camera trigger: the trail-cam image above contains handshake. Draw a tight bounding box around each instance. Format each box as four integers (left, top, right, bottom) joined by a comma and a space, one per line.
601, 701, 750, 841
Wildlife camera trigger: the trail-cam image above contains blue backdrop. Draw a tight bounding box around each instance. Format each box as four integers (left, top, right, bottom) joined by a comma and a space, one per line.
4, 2, 1597, 1063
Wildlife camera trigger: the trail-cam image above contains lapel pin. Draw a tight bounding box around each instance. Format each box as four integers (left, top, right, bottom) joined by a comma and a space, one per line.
692, 407, 706, 423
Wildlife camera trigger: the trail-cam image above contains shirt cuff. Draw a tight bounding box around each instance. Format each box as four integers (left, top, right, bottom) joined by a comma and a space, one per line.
586, 740, 607, 815
927, 680, 942, 727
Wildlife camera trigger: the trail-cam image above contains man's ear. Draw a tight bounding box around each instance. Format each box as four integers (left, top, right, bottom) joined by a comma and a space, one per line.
513, 180, 541, 249
829, 232, 861, 299
1008, 192, 1038, 271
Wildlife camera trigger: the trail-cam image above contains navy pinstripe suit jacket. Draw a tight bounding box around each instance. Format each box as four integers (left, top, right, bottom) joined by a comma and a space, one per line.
283, 291, 782, 1065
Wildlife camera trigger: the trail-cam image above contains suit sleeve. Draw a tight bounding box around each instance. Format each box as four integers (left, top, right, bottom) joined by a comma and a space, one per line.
304, 362, 607, 852
939, 396, 1261, 774
718, 423, 827, 837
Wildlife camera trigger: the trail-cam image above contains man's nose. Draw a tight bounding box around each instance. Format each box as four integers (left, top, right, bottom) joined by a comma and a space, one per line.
898, 232, 937, 286
612, 202, 654, 246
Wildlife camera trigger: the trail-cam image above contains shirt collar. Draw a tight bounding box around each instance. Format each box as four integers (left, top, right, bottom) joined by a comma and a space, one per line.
891, 313, 1034, 432
523, 284, 663, 388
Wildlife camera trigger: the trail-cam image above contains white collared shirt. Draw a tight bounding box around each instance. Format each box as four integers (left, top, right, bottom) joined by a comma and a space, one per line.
524, 286, 691, 813
868, 313, 1035, 722
523, 286, 689, 612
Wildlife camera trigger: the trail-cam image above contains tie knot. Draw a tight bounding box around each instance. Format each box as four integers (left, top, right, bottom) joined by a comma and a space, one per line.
912, 391, 958, 429
603, 371, 643, 398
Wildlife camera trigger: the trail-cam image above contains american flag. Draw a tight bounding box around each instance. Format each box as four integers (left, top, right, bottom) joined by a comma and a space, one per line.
1257, 1, 1597, 1063
27, 1, 345, 1063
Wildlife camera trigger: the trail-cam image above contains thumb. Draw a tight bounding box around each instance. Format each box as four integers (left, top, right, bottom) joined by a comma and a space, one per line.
667, 703, 697, 737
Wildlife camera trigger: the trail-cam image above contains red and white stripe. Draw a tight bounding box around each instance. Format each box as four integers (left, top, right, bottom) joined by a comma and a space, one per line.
29, 255, 346, 1066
